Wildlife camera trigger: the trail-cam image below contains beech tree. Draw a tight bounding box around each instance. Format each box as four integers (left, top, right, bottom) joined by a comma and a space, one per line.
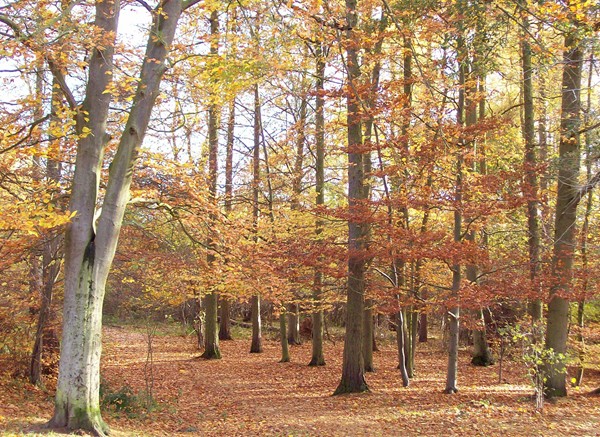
334, 0, 369, 395
0, 0, 200, 433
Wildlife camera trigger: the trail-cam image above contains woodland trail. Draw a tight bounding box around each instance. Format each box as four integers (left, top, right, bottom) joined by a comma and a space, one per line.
1, 325, 599, 436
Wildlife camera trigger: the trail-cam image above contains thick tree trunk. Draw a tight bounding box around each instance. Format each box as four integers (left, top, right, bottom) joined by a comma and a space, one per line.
334, 0, 368, 395
201, 9, 221, 360
544, 29, 583, 399
50, 1, 185, 433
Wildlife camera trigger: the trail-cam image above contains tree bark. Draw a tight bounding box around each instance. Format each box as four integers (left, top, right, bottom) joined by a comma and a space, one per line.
574, 51, 595, 387
279, 313, 290, 362
219, 99, 236, 341
30, 71, 63, 386
310, 43, 326, 367
334, 0, 368, 395
446, 12, 466, 393
250, 84, 263, 354
396, 307, 410, 387
287, 304, 301, 345
50, 1, 185, 433
544, 26, 583, 399
201, 8, 221, 360
520, 0, 542, 322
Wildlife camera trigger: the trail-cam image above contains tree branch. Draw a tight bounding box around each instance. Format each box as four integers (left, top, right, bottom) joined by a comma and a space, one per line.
576, 170, 600, 204
183, 0, 202, 10
132, 0, 153, 13
0, 113, 52, 154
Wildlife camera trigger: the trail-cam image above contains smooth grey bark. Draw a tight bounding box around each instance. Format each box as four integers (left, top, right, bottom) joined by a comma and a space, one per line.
544, 26, 583, 399
50, 1, 187, 434
310, 43, 326, 367
250, 84, 262, 354
334, 0, 369, 395
219, 99, 236, 341
201, 8, 221, 360
49, 2, 120, 433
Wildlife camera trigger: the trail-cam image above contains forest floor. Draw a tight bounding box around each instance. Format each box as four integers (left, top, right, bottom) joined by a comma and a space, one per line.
1, 323, 599, 436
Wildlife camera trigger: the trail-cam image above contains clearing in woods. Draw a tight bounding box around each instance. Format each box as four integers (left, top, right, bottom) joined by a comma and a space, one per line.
1, 325, 599, 436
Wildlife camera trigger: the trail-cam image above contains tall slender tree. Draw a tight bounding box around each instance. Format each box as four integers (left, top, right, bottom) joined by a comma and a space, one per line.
334, 0, 369, 395
309, 42, 327, 367
544, 2, 584, 398
202, 7, 221, 360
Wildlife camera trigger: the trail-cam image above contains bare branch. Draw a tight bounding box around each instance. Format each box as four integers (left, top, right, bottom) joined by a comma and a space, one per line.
132, 0, 153, 13
0, 113, 52, 155
183, 0, 202, 11
576, 171, 600, 204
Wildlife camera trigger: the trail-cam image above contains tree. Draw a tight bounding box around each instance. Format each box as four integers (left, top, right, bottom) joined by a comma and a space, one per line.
334, 0, 369, 395
309, 41, 327, 367
25, 0, 197, 433
201, 7, 221, 360
544, 2, 585, 398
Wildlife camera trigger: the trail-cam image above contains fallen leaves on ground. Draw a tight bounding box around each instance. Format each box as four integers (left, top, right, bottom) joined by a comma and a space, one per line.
1, 325, 599, 436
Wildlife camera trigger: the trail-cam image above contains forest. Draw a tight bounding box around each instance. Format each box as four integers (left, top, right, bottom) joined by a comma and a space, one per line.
0, 0, 599, 435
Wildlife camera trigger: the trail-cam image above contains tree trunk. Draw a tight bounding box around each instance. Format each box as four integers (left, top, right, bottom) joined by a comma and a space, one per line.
287, 304, 301, 345
418, 312, 427, 343
279, 313, 290, 362
471, 309, 493, 366
334, 0, 368, 395
250, 84, 263, 354
396, 308, 410, 387
50, 1, 185, 433
30, 72, 63, 386
201, 8, 221, 360
219, 99, 236, 341
310, 43, 326, 367
574, 51, 595, 387
446, 14, 467, 393
363, 306, 374, 372
250, 294, 263, 353
520, 0, 542, 322
544, 27, 583, 399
